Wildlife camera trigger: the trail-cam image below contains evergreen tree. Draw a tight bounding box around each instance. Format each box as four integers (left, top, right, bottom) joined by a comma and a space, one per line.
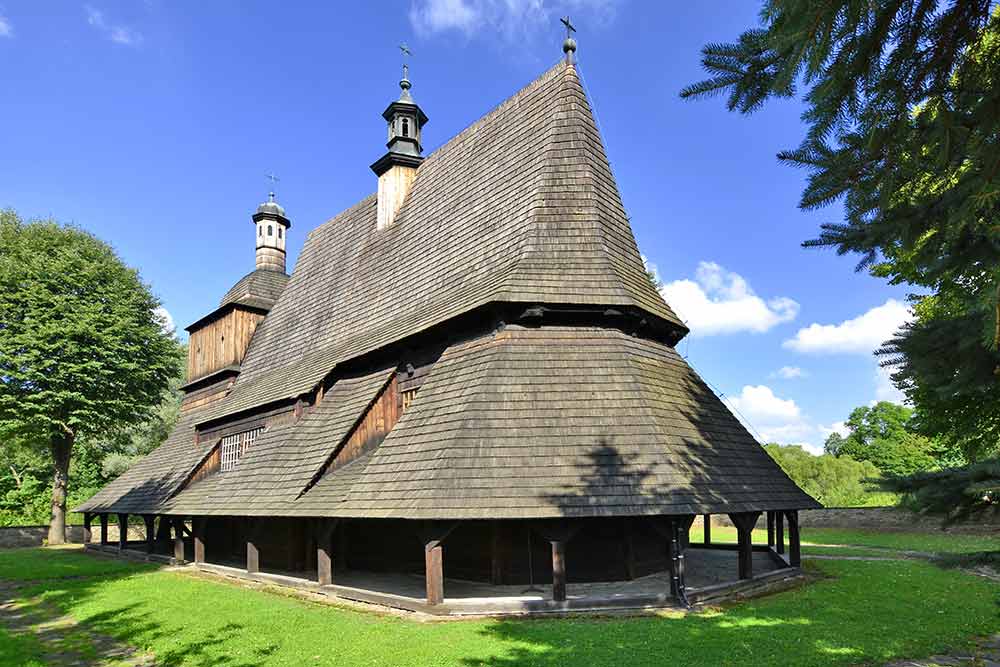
0, 210, 181, 542
682, 1, 1000, 460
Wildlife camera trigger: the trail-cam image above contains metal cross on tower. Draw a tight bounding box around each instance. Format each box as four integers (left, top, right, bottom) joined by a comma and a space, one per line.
560, 16, 577, 63
265, 172, 279, 201
560, 15, 576, 37
399, 43, 412, 80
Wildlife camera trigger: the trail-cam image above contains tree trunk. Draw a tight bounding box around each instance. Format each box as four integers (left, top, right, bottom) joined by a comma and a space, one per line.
47, 432, 73, 545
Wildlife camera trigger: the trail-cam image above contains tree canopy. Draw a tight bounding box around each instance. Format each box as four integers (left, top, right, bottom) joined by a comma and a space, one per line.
824, 401, 944, 476
764, 443, 895, 507
0, 209, 182, 541
682, 1, 1000, 461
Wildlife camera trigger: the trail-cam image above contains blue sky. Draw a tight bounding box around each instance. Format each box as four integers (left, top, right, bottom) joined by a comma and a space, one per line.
0, 1, 911, 453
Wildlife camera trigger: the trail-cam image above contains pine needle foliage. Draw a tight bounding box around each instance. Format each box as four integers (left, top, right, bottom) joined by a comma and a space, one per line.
882, 458, 1000, 525
682, 1, 1000, 460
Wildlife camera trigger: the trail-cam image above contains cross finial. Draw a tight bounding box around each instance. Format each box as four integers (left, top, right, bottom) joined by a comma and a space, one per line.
560, 16, 577, 64
265, 172, 279, 201
399, 42, 412, 81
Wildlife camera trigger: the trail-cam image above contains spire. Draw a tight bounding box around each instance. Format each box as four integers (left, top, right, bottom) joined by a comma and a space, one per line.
371, 44, 430, 230
252, 174, 291, 273
561, 16, 577, 65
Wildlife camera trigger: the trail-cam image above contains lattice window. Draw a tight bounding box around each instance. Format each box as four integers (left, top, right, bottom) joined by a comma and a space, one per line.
401, 388, 418, 412
219, 427, 263, 472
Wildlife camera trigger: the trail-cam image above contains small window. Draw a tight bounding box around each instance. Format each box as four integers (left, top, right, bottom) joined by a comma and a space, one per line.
268, 225, 273, 236
401, 388, 418, 412
220, 427, 264, 472
258, 225, 262, 237
278, 227, 282, 239
402, 118, 409, 137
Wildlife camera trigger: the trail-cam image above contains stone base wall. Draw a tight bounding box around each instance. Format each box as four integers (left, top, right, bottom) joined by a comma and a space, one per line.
695, 507, 998, 535
0, 524, 147, 548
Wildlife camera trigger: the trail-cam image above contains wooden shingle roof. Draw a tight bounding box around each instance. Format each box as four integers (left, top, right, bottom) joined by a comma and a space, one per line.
198, 61, 685, 424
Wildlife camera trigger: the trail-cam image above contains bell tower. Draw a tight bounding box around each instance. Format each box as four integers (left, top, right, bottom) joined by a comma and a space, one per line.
371, 44, 428, 230
253, 190, 291, 273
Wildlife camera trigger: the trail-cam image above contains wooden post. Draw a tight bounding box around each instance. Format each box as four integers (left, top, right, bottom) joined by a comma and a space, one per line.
246, 519, 260, 574
100, 514, 108, 546
315, 519, 337, 586
117, 513, 128, 552
702, 514, 711, 545
193, 518, 205, 564
143, 515, 156, 554
490, 521, 504, 585
679, 514, 696, 549
82, 513, 92, 545
786, 510, 801, 567
728, 512, 761, 580
775, 511, 785, 554
419, 521, 456, 606
173, 518, 185, 562
766, 511, 775, 547
667, 518, 686, 599
551, 540, 567, 602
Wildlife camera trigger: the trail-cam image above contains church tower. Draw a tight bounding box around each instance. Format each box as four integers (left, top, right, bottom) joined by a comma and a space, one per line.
371, 47, 428, 230
253, 191, 291, 272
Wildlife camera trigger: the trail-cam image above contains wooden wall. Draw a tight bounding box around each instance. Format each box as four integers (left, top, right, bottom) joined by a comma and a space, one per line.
187, 307, 266, 382
189, 444, 221, 484
328, 376, 399, 472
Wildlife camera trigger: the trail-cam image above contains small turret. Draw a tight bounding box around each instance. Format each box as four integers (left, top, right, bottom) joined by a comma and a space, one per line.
253, 192, 291, 272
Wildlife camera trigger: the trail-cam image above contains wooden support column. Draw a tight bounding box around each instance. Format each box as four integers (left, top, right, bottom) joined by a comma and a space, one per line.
143, 515, 156, 554
100, 514, 108, 546
551, 540, 567, 602
117, 513, 128, 552
775, 511, 785, 554
193, 518, 205, 564
490, 521, 504, 585
667, 518, 687, 600
172, 518, 185, 562
766, 511, 775, 547
82, 513, 92, 545
785, 510, 801, 567
728, 512, 761, 580
702, 514, 711, 545
315, 519, 338, 586
246, 519, 260, 574
678, 514, 696, 549
155, 516, 172, 545
418, 521, 457, 606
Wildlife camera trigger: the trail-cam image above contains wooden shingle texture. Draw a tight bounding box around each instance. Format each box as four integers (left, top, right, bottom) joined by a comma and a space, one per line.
218, 268, 289, 311
199, 61, 685, 424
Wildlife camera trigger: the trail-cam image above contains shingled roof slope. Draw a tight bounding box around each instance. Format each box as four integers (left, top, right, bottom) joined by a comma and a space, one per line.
76, 406, 214, 513
218, 268, 289, 311
164, 367, 394, 515
296, 326, 819, 519
200, 61, 685, 423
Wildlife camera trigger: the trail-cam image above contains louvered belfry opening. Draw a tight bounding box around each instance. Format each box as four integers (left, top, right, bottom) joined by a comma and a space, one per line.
77, 59, 817, 614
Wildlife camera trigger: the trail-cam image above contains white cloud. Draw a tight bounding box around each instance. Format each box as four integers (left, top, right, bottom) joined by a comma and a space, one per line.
874, 364, 906, 404
725, 384, 801, 423
86, 5, 142, 46
154, 306, 175, 334
0, 14, 12, 38
769, 365, 806, 380
818, 421, 850, 440
409, 0, 617, 40
783, 299, 911, 355
660, 261, 799, 336
724, 384, 829, 454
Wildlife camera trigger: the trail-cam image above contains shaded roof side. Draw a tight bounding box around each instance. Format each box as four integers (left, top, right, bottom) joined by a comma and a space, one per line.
164, 367, 394, 516
311, 326, 818, 519
75, 406, 213, 513
199, 62, 685, 424
219, 269, 289, 310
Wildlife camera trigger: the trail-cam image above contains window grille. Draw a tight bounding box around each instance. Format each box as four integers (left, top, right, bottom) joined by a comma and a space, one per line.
401, 389, 418, 412
220, 427, 263, 472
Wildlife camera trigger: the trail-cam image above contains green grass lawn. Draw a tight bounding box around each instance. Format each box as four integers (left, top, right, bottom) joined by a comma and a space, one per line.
697, 525, 1000, 555
0, 626, 45, 667
0, 546, 155, 581
1, 536, 998, 667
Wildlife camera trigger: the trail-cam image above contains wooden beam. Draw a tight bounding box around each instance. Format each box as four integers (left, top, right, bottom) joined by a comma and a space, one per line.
490, 521, 503, 585
419, 521, 457, 606
246, 519, 260, 574
143, 515, 156, 554
82, 513, 92, 545
100, 514, 108, 546
117, 513, 128, 552
668, 518, 687, 602
785, 510, 801, 567
766, 511, 775, 547
193, 518, 205, 564
728, 512, 761, 580
702, 514, 711, 545
551, 539, 567, 602
775, 511, 785, 554
172, 518, 185, 562
315, 519, 338, 586
622, 518, 636, 581
678, 514, 696, 549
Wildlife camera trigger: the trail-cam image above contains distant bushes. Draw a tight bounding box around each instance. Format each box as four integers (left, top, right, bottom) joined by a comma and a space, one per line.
764, 443, 898, 507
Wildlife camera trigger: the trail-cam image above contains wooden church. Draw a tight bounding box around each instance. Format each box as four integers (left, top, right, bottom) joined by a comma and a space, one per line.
79, 38, 819, 613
